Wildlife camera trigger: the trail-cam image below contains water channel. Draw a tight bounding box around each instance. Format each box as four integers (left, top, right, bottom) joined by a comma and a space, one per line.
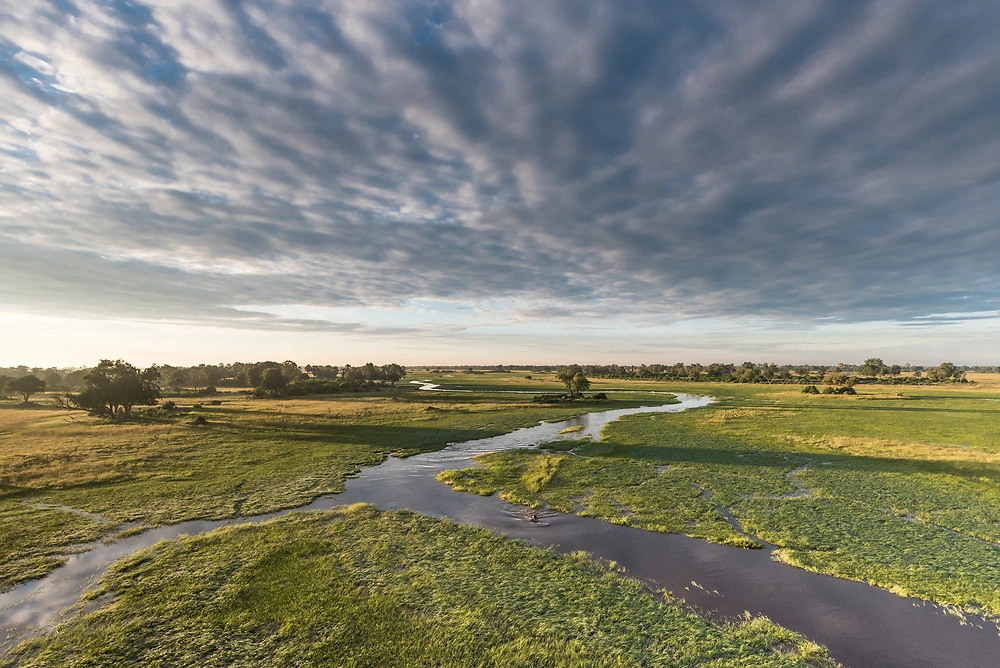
2, 392, 998, 667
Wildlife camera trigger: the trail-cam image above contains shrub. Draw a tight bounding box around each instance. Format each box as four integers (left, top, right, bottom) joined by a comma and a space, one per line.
162, 400, 176, 410
802, 385, 819, 394
532, 394, 570, 403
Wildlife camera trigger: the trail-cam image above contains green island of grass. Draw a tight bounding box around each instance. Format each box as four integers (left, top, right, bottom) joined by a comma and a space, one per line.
3, 504, 831, 667
438, 375, 1000, 615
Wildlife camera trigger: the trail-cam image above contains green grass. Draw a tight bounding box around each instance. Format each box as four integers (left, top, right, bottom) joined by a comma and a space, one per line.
0, 387, 667, 592
4, 505, 832, 667
439, 376, 1000, 614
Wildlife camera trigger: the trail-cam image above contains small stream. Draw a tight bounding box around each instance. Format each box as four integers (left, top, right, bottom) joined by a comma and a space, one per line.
2, 393, 998, 667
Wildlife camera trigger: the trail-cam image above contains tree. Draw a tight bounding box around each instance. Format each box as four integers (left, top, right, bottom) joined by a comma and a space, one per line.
824, 372, 854, 387
167, 369, 190, 392
361, 362, 379, 386
556, 365, 591, 397
928, 362, 962, 382
243, 361, 281, 388
381, 363, 407, 386
305, 365, 339, 380
43, 370, 63, 390
0, 375, 9, 399
281, 360, 302, 382
859, 358, 888, 378
9, 375, 46, 403
260, 367, 289, 393
74, 360, 161, 417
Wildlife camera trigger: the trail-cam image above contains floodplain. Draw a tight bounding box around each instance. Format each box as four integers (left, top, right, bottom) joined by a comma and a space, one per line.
3, 372, 999, 666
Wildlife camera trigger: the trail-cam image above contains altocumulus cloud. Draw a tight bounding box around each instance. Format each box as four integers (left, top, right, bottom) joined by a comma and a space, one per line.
1, 0, 999, 331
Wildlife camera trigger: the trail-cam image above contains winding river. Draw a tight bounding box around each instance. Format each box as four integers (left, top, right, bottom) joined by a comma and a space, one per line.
2, 392, 998, 667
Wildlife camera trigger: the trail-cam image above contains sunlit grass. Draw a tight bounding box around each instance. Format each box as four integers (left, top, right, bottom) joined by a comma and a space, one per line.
440, 375, 1000, 613
0, 387, 664, 591
4, 505, 833, 668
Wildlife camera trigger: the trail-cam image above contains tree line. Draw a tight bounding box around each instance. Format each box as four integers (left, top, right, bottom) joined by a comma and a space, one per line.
573, 358, 969, 384
245, 362, 407, 398
0, 360, 408, 416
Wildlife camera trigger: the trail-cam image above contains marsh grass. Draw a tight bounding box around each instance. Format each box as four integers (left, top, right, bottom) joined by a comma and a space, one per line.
0, 388, 662, 591
440, 375, 1000, 612
4, 505, 833, 667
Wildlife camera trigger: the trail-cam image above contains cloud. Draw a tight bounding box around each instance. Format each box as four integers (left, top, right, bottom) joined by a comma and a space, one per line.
1, 0, 998, 332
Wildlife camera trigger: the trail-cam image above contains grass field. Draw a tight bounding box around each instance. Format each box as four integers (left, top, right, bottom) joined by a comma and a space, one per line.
7, 370, 997, 664
438, 373, 1000, 614
0, 385, 655, 591
4, 504, 831, 667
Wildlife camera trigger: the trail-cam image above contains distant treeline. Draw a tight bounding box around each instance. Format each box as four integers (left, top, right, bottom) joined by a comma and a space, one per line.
141, 361, 407, 398
0, 361, 407, 405
416, 359, 982, 385
0, 366, 90, 392
571, 359, 970, 384
2, 357, 992, 403
146, 361, 405, 396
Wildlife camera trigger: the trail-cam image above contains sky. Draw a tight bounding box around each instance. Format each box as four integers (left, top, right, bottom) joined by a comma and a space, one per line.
1, 1, 998, 367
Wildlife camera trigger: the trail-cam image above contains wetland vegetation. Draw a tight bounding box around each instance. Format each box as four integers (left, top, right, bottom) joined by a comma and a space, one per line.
4, 365, 999, 665
3, 505, 830, 667
0, 384, 665, 592
438, 374, 1000, 615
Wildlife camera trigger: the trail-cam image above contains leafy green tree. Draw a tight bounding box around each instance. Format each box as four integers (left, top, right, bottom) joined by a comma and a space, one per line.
556, 366, 591, 397
381, 363, 407, 386
243, 362, 282, 388
281, 361, 302, 382
260, 367, 289, 393
342, 365, 364, 384
0, 374, 9, 399
825, 372, 855, 387
74, 360, 161, 417
929, 362, 962, 381
859, 358, 888, 377
305, 365, 339, 380
9, 375, 46, 402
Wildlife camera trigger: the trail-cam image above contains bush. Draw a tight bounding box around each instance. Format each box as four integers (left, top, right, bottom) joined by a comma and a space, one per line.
590, 393, 608, 400
802, 385, 819, 394
162, 400, 176, 410
532, 394, 570, 403
209, 399, 222, 406
192, 403, 203, 409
